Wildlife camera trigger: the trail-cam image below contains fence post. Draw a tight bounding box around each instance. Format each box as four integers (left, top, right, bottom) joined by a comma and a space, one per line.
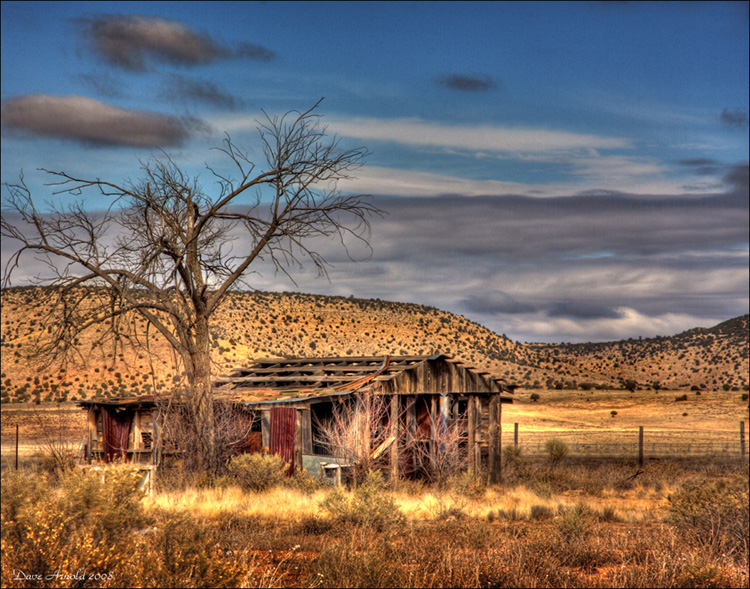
514, 423, 519, 448
741, 421, 746, 458
15, 424, 19, 470
638, 426, 644, 466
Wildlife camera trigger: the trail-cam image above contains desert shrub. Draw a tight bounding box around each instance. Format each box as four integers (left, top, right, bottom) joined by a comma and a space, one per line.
1, 467, 145, 588
134, 512, 246, 588
595, 505, 621, 522
502, 444, 523, 466
1, 467, 248, 588
491, 506, 522, 521
225, 452, 288, 491
545, 438, 569, 465
532, 478, 554, 499
287, 467, 326, 493
676, 557, 736, 589
320, 470, 405, 531
556, 503, 595, 540
313, 540, 403, 588
667, 476, 749, 563
296, 514, 335, 535
444, 471, 486, 498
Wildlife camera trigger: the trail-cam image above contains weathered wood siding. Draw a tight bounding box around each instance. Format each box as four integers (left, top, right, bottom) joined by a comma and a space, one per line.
374, 357, 502, 395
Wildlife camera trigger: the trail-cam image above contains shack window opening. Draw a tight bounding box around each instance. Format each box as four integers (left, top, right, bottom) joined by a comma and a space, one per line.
311, 400, 334, 456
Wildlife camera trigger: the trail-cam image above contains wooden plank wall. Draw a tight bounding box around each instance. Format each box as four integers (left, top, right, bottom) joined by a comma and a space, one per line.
375, 357, 502, 396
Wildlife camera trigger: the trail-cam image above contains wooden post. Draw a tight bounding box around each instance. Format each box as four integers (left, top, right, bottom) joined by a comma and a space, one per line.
638, 426, 644, 466
295, 410, 303, 473
499, 399, 502, 476
488, 397, 501, 484
300, 409, 312, 455
741, 421, 746, 458
261, 410, 270, 451
473, 397, 482, 478
514, 422, 519, 448
468, 395, 477, 477
389, 395, 399, 481
406, 396, 417, 474
430, 395, 438, 473
15, 424, 19, 470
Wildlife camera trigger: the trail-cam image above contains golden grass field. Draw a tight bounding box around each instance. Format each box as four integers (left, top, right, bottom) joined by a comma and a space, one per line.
505, 388, 749, 456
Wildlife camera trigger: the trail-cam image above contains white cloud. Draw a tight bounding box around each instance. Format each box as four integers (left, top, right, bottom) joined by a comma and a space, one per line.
338, 163, 715, 199
326, 116, 631, 153
211, 112, 631, 156
504, 308, 715, 344
209, 112, 723, 198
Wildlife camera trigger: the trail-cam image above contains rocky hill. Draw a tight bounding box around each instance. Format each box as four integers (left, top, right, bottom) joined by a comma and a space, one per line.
0, 287, 747, 403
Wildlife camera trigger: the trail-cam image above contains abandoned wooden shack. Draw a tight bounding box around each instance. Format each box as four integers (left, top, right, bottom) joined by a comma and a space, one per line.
78, 354, 514, 483
213, 354, 515, 482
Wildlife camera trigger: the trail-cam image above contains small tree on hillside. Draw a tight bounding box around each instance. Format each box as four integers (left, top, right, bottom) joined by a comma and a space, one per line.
1, 102, 381, 471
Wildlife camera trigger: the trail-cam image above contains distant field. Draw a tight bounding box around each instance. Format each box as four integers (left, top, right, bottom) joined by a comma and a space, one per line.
506, 388, 749, 458
0, 403, 86, 467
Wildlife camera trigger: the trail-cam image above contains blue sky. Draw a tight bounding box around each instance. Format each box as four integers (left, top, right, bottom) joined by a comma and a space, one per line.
1, 1, 748, 343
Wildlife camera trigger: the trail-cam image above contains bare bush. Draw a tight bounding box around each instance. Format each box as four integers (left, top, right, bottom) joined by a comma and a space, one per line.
31, 406, 83, 473
315, 393, 473, 485
225, 453, 288, 492
313, 392, 394, 483
545, 438, 569, 466
157, 398, 254, 481
404, 408, 469, 487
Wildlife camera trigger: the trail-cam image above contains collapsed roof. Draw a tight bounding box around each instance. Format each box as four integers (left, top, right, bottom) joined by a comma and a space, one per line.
213, 354, 514, 405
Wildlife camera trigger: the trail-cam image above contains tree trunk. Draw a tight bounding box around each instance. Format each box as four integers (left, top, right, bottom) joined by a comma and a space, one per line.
185, 315, 216, 471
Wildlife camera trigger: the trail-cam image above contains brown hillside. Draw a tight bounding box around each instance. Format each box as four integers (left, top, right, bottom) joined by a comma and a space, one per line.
533, 315, 749, 392
0, 287, 747, 404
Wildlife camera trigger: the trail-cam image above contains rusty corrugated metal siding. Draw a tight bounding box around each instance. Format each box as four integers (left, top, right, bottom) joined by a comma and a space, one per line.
269, 407, 296, 474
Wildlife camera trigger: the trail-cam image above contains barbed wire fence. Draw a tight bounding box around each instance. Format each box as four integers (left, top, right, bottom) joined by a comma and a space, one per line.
502, 421, 748, 462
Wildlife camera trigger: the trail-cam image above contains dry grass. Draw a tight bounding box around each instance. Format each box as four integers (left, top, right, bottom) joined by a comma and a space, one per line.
147, 485, 327, 521
3, 457, 748, 588
2, 333, 747, 588
504, 388, 748, 459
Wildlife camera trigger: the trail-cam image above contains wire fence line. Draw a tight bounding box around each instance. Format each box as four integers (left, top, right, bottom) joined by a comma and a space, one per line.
502, 422, 748, 460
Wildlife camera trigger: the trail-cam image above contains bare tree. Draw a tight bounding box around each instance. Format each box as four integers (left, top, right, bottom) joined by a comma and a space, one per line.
1, 102, 381, 470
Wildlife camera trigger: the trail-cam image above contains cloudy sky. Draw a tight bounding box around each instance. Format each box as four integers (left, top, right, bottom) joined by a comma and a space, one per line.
1, 1, 748, 343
